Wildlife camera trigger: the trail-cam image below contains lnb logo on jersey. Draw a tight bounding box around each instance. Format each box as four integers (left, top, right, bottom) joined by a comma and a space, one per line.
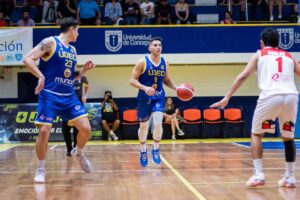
276, 28, 299, 50
105, 30, 152, 52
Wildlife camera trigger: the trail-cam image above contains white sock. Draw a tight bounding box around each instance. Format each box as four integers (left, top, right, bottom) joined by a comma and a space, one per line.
153, 142, 160, 150
76, 147, 83, 155
140, 143, 147, 152
253, 159, 263, 175
37, 160, 45, 169
286, 162, 295, 177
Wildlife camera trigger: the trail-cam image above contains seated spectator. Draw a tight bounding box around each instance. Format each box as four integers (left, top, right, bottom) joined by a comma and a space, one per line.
156, 0, 171, 24
123, 0, 139, 25
220, 11, 236, 24
17, 10, 35, 26
104, 0, 125, 25
0, 11, 7, 27
24, 0, 43, 22
8, 19, 14, 26
101, 90, 119, 141
294, 0, 299, 23
77, 0, 101, 25
140, 0, 155, 24
42, 0, 59, 23
164, 97, 184, 140
56, 0, 77, 25
0, 0, 16, 18
268, 0, 283, 21
175, 0, 190, 24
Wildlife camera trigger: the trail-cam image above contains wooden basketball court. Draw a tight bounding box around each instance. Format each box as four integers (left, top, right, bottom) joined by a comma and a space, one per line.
0, 139, 298, 200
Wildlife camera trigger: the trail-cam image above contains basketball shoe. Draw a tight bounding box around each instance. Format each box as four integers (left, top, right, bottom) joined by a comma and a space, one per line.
140, 150, 148, 167
71, 148, 92, 173
246, 173, 265, 187
34, 168, 46, 183
151, 148, 161, 164
278, 176, 296, 188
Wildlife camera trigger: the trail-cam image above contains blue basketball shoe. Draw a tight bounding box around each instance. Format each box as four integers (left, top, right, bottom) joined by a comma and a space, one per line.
151, 148, 161, 164
140, 150, 148, 167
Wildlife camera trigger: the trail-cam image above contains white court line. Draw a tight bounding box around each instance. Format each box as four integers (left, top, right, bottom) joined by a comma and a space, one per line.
232, 142, 251, 148
0, 145, 16, 152
50, 145, 58, 150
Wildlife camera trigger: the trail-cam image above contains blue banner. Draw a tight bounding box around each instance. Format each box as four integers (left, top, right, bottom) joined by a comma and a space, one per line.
33, 26, 300, 55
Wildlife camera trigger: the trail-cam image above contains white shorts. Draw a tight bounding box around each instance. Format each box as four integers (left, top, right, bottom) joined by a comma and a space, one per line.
252, 94, 298, 138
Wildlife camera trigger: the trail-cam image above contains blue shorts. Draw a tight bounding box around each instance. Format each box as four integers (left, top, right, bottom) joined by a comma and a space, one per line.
137, 99, 164, 122
35, 90, 87, 126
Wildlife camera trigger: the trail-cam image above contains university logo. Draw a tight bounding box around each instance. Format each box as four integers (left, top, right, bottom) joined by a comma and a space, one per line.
277, 28, 294, 50
105, 30, 123, 52
15, 54, 22, 61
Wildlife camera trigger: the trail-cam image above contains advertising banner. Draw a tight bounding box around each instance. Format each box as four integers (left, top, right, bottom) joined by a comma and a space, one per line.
0, 28, 33, 66
0, 103, 102, 143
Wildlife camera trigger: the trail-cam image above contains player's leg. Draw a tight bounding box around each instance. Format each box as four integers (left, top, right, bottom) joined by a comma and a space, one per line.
278, 94, 298, 188
73, 126, 78, 148
62, 121, 73, 156
137, 99, 151, 167
246, 96, 282, 187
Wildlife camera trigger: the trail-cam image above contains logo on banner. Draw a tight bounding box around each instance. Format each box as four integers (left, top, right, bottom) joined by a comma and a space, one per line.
277, 28, 294, 50
15, 54, 22, 61
105, 30, 123, 52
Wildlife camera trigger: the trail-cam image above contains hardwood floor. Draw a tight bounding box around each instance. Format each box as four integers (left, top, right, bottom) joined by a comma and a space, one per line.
0, 142, 298, 200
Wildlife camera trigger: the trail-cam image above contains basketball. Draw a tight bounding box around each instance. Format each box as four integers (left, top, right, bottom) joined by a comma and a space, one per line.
176, 83, 194, 101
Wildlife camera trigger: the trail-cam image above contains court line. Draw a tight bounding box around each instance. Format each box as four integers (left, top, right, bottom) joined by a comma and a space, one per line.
50, 145, 58, 150
160, 155, 207, 200
0, 145, 16, 152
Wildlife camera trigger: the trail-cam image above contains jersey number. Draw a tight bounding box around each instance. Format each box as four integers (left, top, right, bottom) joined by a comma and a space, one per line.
65, 60, 73, 68
276, 57, 282, 73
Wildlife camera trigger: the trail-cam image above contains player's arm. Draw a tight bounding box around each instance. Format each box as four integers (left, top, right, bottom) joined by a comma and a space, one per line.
130, 58, 155, 96
163, 62, 177, 91
23, 37, 54, 94
293, 60, 300, 76
210, 52, 258, 109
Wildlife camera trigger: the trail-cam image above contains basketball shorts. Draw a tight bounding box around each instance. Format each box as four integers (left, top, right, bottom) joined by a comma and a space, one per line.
137, 99, 164, 122
35, 90, 88, 126
252, 94, 298, 138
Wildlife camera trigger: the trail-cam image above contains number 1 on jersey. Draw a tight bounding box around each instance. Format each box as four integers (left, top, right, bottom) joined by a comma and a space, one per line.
276, 57, 282, 73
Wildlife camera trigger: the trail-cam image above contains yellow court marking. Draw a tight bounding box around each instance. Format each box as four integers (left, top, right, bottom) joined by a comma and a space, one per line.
161, 155, 207, 200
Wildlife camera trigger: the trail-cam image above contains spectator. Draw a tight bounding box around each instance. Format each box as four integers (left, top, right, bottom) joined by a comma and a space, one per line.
8, 19, 14, 26
101, 90, 119, 141
0, 11, 7, 27
104, 0, 124, 25
156, 0, 171, 24
62, 71, 90, 156
0, 0, 16, 18
220, 10, 236, 24
24, 0, 43, 22
268, 0, 283, 21
123, 0, 139, 25
175, 0, 190, 24
163, 97, 184, 140
140, 0, 155, 24
56, 0, 77, 25
17, 11, 35, 26
77, 0, 101, 25
41, 0, 59, 23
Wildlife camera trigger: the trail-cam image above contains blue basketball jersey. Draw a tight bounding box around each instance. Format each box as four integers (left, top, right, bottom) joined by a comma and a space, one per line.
39, 36, 77, 95
137, 56, 167, 100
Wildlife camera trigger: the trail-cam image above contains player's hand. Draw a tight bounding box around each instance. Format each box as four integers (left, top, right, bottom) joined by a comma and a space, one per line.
83, 60, 95, 71
145, 87, 155, 96
209, 97, 229, 109
35, 76, 45, 95
82, 96, 87, 104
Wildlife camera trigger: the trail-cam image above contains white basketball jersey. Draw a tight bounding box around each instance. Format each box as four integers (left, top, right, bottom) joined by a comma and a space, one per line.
257, 47, 298, 99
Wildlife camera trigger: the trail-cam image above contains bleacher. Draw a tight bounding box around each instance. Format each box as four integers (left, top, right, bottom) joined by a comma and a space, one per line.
9, 0, 297, 25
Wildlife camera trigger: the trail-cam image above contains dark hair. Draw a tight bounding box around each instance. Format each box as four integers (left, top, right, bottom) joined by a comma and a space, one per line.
149, 37, 163, 46
60, 18, 78, 33
74, 71, 80, 77
225, 11, 232, 18
105, 90, 112, 95
261, 28, 279, 47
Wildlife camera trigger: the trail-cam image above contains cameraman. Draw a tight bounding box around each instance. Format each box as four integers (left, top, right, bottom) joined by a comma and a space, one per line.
101, 90, 119, 141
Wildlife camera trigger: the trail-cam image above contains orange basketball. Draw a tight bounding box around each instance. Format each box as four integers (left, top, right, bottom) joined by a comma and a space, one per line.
176, 83, 194, 101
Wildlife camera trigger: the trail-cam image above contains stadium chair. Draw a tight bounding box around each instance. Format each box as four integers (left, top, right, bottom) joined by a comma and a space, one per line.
182, 108, 202, 138
121, 109, 139, 140
223, 108, 245, 138
203, 108, 223, 138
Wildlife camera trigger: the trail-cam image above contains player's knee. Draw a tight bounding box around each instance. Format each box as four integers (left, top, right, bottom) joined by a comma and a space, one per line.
152, 112, 163, 126
38, 126, 51, 140
79, 124, 91, 135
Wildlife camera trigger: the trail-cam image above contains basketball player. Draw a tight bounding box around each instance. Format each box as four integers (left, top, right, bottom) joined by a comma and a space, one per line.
23, 18, 95, 183
130, 37, 177, 167
210, 28, 300, 188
